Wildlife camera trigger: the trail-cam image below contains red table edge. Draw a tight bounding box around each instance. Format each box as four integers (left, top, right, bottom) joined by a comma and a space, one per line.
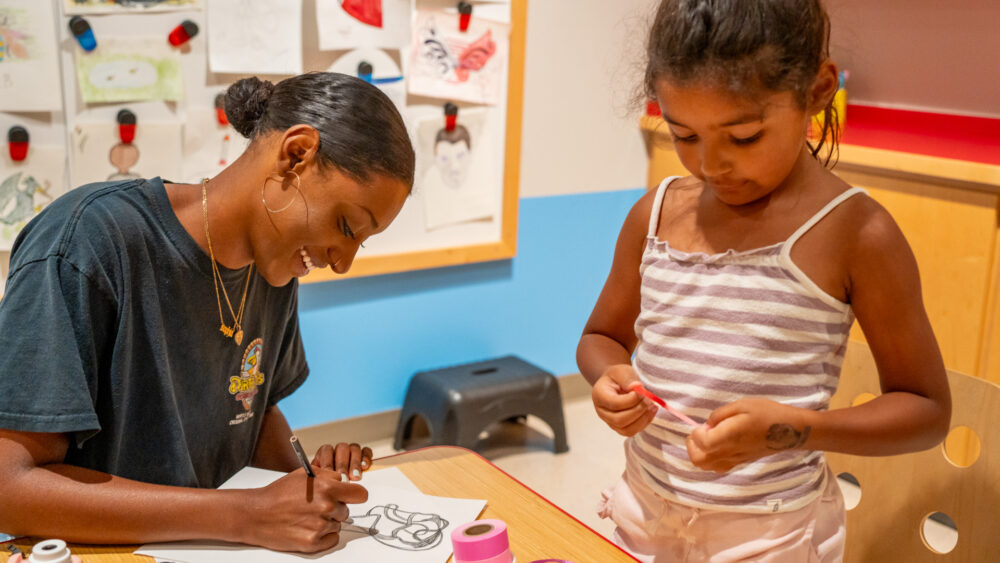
377, 445, 640, 562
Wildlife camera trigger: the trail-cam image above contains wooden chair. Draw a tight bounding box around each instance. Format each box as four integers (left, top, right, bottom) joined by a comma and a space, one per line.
826, 342, 1000, 562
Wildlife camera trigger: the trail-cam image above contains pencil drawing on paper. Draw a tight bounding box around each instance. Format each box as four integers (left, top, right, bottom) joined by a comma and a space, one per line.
353, 504, 450, 551
416, 21, 496, 84
108, 142, 142, 181
408, 10, 507, 105
64, 0, 200, 13
0, 171, 53, 247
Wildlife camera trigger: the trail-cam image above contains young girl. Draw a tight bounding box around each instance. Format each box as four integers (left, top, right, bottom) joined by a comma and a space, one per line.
577, 1, 951, 561
0, 73, 413, 552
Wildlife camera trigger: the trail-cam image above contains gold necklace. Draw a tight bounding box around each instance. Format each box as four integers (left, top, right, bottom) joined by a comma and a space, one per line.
202, 178, 252, 346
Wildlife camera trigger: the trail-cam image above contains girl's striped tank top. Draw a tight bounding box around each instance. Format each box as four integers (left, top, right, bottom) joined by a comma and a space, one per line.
630, 176, 866, 513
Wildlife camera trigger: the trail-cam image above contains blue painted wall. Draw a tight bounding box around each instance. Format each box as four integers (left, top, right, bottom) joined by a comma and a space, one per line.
282, 188, 645, 429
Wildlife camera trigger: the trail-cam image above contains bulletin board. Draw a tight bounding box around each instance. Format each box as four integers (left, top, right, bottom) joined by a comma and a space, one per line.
0, 0, 525, 286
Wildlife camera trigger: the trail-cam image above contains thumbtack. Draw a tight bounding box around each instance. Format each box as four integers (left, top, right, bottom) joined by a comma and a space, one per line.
8, 126, 28, 162
68, 16, 97, 52
457, 1, 473, 32
357, 61, 374, 83
356, 60, 403, 85
214, 93, 228, 126
168, 20, 199, 47
117, 109, 136, 144
444, 102, 458, 132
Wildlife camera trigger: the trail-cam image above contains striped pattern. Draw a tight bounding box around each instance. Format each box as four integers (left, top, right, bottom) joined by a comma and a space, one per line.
630, 177, 865, 514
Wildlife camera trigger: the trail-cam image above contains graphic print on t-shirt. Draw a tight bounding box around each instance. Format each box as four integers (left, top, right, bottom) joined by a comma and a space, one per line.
227, 338, 265, 426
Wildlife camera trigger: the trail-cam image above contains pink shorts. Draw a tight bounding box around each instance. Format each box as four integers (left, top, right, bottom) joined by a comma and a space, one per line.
598, 452, 845, 562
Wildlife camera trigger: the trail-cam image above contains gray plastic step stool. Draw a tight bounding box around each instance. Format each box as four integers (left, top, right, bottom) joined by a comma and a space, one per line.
393, 355, 569, 453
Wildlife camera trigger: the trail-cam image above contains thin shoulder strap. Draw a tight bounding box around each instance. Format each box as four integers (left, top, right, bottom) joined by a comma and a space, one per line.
786, 187, 868, 247
648, 176, 682, 237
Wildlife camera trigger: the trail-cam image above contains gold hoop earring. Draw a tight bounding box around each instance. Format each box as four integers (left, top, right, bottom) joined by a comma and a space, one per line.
261, 171, 302, 214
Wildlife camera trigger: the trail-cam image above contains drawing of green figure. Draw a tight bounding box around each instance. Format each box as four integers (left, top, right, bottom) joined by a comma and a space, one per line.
0, 172, 51, 226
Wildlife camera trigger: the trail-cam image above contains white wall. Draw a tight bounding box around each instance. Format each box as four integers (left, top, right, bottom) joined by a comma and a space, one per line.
518, 0, 654, 198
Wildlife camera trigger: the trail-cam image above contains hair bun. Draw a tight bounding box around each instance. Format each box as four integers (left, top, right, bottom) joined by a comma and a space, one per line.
224, 77, 275, 138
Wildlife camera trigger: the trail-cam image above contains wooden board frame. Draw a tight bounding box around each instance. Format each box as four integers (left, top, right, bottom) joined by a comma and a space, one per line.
303, 0, 527, 283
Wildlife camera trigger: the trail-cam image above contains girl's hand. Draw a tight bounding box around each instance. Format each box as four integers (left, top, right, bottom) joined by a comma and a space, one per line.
311, 443, 374, 481
592, 365, 658, 436
244, 467, 368, 553
686, 398, 811, 473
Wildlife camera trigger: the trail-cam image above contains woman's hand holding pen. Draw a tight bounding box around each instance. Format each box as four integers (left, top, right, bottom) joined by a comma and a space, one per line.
592, 364, 658, 436
241, 466, 369, 553
686, 398, 811, 473
311, 442, 374, 481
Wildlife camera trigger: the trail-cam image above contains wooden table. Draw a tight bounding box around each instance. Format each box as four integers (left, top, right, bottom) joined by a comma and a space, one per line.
1, 446, 636, 562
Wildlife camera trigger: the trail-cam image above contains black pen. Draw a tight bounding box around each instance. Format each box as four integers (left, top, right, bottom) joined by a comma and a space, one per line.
289, 435, 315, 478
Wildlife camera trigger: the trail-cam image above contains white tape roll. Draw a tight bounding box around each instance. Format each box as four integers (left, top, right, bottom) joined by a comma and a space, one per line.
27, 540, 73, 563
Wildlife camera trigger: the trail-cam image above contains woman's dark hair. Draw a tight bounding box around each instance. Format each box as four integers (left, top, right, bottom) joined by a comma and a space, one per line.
224, 72, 415, 189
644, 0, 838, 164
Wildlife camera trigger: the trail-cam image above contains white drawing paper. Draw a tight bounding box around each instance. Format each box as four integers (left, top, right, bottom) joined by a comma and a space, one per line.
218, 466, 421, 493
208, 0, 302, 75
63, 0, 201, 15
70, 121, 182, 188
0, 145, 67, 251
407, 10, 510, 105
74, 37, 183, 103
0, 0, 63, 112
316, 0, 411, 51
415, 109, 496, 230
137, 466, 487, 563
326, 48, 406, 113
182, 107, 250, 183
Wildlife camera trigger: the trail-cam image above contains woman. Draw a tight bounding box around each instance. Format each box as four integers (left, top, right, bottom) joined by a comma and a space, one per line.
0, 73, 414, 553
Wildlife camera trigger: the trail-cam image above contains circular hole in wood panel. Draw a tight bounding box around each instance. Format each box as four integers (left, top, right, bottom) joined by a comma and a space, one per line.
921, 511, 958, 554
835, 472, 861, 510
943, 426, 981, 468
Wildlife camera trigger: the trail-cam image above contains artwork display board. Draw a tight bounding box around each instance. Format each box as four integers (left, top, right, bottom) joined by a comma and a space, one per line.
0, 0, 525, 284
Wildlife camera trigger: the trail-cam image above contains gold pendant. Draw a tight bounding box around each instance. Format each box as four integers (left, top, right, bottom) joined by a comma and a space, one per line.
220, 324, 233, 338
234, 330, 244, 346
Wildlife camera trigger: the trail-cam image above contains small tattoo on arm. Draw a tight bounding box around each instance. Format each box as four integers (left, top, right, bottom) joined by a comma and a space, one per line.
766, 424, 811, 450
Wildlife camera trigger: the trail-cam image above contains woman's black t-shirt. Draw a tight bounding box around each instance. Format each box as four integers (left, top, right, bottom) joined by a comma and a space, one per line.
0, 178, 308, 488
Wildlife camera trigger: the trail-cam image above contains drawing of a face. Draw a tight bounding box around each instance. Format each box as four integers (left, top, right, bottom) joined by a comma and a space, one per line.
109, 143, 139, 174
88, 59, 157, 90
434, 126, 471, 190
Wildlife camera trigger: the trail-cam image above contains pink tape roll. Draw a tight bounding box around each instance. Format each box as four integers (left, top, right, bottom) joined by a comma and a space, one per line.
451, 519, 513, 563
